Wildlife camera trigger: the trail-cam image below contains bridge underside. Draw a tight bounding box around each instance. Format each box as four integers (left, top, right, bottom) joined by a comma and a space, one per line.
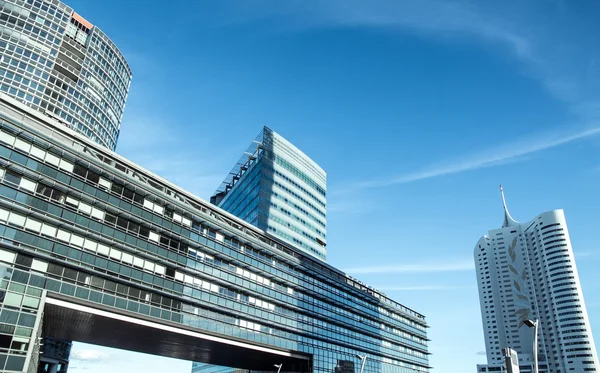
42, 296, 311, 372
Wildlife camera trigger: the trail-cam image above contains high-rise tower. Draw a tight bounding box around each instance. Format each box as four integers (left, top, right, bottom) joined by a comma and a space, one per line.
474, 187, 599, 373
0, 0, 132, 150
211, 126, 327, 261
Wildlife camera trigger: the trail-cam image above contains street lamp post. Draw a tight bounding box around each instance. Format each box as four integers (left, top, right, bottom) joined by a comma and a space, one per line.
274, 364, 283, 373
356, 354, 367, 373
523, 319, 538, 373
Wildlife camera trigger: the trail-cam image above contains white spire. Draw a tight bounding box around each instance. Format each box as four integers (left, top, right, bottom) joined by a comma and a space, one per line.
500, 185, 518, 228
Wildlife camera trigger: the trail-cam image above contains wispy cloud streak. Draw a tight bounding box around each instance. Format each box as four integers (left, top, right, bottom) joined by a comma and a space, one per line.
230, 0, 533, 59
339, 125, 600, 192
232, 0, 600, 119
344, 260, 474, 274
231, 0, 600, 195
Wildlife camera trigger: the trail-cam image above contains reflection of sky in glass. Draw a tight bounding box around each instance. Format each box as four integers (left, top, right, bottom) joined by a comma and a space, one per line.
0, 267, 12, 281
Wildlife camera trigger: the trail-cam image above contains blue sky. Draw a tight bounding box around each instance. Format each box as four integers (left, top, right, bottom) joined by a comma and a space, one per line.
64, 0, 600, 372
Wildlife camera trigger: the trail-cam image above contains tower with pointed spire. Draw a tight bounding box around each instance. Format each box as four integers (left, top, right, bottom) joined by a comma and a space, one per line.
474, 188, 599, 373
500, 185, 518, 228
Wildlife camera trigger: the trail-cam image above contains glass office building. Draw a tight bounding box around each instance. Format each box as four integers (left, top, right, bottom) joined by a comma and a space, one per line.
0, 0, 132, 150
211, 127, 327, 261
0, 96, 429, 372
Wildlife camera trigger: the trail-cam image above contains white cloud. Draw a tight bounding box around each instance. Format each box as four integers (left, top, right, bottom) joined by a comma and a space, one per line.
69, 343, 192, 373
344, 260, 474, 274
70, 349, 110, 362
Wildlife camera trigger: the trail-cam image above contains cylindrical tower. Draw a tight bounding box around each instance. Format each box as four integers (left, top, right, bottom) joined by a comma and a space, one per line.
0, 0, 131, 150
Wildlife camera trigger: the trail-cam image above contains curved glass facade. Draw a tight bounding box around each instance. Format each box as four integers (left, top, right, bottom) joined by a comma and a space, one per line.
212, 127, 327, 261
0, 0, 131, 150
0, 97, 429, 373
